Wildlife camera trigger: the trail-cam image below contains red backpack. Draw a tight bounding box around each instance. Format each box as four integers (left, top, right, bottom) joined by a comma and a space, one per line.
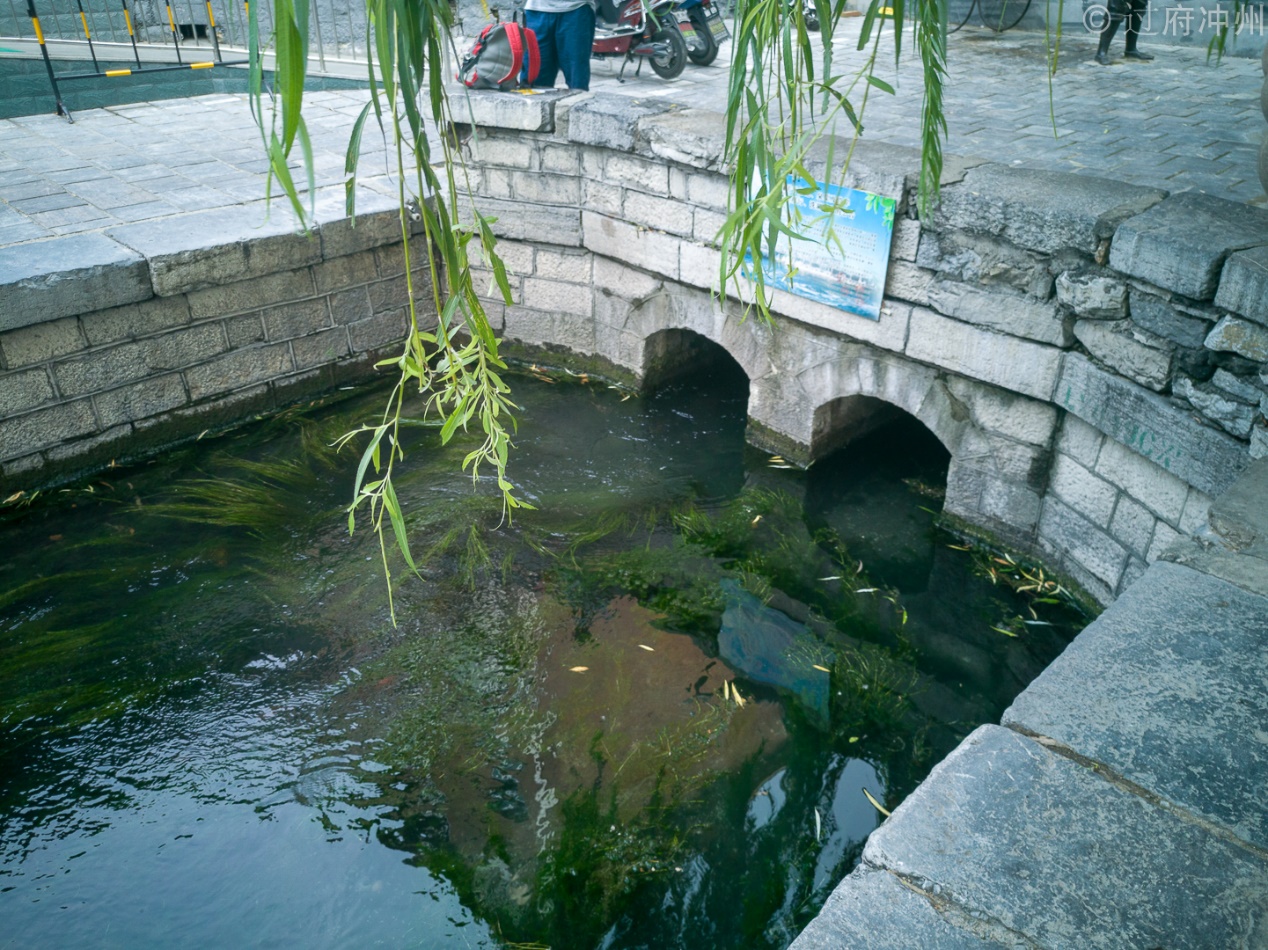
457, 22, 541, 91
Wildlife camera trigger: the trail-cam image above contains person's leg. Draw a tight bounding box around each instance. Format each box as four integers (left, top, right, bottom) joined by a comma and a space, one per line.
1095, 8, 1121, 63
1124, 0, 1153, 58
555, 3, 595, 90
525, 10, 560, 87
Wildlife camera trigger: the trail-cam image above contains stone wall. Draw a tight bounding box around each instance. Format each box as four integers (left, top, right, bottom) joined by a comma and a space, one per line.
452, 89, 1268, 605
0, 192, 431, 489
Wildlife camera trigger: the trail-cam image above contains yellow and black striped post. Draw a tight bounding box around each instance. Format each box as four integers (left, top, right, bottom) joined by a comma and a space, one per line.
164, 0, 183, 63
26, 0, 68, 117
119, 0, 143, 68
73, 0, 100, 73
205, 0, 222, 62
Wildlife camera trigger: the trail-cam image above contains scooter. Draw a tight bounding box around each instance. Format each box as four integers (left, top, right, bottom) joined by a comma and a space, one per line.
592, 0, 688, 80
672, 0, 729, 66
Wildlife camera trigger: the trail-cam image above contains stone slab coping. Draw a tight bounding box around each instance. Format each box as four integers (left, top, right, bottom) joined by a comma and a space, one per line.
797, 723, 1268, 950
1005, 558, 1268, 853
0, 233, 151, 332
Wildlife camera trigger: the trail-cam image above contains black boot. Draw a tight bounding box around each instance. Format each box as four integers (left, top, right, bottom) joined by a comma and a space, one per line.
1095, 17, 1119, 64
1124, 0, 1154, 59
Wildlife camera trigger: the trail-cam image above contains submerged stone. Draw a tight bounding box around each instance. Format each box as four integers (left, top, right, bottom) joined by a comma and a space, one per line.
718, 579, 832, 728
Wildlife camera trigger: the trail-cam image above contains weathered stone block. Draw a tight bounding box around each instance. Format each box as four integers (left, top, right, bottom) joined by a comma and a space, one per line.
866, 724, 1268, 950
890, 217, 920, 263
582, 212, 681, 280
1253, 423, 1268, 460
934, 164, 1166, 255
187, 268, 316, 320
313, 251, 377, 295
521, 277, 591, 317
0, 399, 97, 460
640, 109, 728, 170
1056, 353, 1250, 497
1210, 368, 1264, 404
79, 296, 191, 347
94, 373, 188, 427
262, 299, 332, 341
566, 95, 677, 152
883, 260, 934, 306
502, 304, 597, 354
906, 308, 1062, 401
464, 133, 538, 169
541, 144, 579, 176
1109, 191, 1268, 299
510, 169, 581, 206
928, 282, 1070, 347
1205, 315, 1268, 362
313, 188, 404, 261
601, 152, 670, 193
1179, 486, 1215, 535
348, 309, 409, 351
0, 367, 55, 416
0, 234, 151, 331
1005, 562, 1268, 851
184, 343, 295, 400
55, 323, 228, 396
582, 179, 623, 217
622, 191, 694, 237
1148, 520, 1181, 561
0, 317, 86, 368
945, 376, 1058, 447
1040, 494, 1129, 588
803, 136, 914, 202
771, 291, 910, 355
791, 865, 1019, 949
292, 328, 352, 369
1055, 271, 1128, 319
1073, 319, 1172, 392
918, 229, 1052, 298
225, 314, 266, 348
1094, 436, 1190, 524
452, 87, 571, 132
329, 286, 373, 326
1214, 243, 1268, 327
1109, 493, 1156, 559
1127, 287, 1212, 349
1054, 412, 1105, 468
1175, 376, 1257, 438
978, 475, 1043, 536
534, 248, 593, 283
109, 207, 322, 297
1050, 452, 1117, 527
593, 256, 663, 300
460, 196, 583, 246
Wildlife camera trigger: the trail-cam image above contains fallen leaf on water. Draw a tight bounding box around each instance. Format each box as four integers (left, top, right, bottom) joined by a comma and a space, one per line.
751, 515, 763, 526
733, 686, 745, 708
3, 491, 23, 504
812, 664, 831, 673
722, 680, 730, 700
49, 534, 63, 541
862, 787, 891, 817
569, 666, 589, 672
638, 644, 654, 652
855, 587, 878, 594
818, 575, 841, 581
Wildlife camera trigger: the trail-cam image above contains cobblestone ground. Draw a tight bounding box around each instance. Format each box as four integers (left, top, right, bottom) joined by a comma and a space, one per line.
1, 21, 1263, 249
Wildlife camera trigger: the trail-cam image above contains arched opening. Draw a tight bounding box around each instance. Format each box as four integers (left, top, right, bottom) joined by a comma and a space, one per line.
805, 406, 951, 591
641, 327, 749, 393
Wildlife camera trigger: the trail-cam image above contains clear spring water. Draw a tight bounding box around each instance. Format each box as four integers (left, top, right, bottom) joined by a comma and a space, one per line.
0, 364, 1084, 949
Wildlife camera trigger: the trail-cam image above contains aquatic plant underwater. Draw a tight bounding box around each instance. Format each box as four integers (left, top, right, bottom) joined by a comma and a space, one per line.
0, 369, 1084, 948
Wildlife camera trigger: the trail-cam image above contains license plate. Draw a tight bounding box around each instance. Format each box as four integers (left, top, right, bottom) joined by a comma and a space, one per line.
703, 6, 730, 41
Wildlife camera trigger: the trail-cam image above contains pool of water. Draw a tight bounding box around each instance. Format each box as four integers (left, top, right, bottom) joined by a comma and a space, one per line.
0, 365, 1084, 949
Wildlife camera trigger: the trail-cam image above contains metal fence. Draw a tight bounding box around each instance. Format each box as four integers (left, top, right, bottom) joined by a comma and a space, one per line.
1, 0, 372, 72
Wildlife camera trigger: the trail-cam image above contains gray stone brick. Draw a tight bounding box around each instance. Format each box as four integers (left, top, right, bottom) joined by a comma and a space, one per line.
1073, 319, 1172, 392
935, 164, 1166, 255
906, 308, 1062, 402
80, 296, 191, 346
1055, 271, 1128, 319
1109, 494, 1156, 559
1109, 192, 1268, 299
1213, 243, 1268, 327
1175, 376, 1257, 438
1050, 452, 1118, 527
1148, 520, 1181, 561
1210, 369, 1264, 404
262, 299, 331, 341
791, 865, 1018, 950
94, 373, 188, 427
1040, 494, 1129, 588
0, 234, 151, 331
1005, 562, 1268, 852
184, 343, 296, 400
1057, 353, 1250, 497
503, 304, 597, 354
1118, 554, 1148, 594
1055, 413, 1105, 468
313, 251, 377, 294
0, 317, 86, 368
917, 228, 1052, 299
928, 282, 1070, 347
865, 724, 1268, 950
0, 367, 55, 415
510, 170, 581, 206
1127, 288, 1212, 349
348, 309, 409, 351
883, 261, 935, 306
454, 87, 572, 132
186, 268, 316, 319
566, 95, 676, 152
55, 323, 228, 396
623, 191, 694, 237
1205, 315, 1268, 362
0, 399, 97, 460
226, 314, 266, 348
108, 206, 322, 296
459, 196, 582, 247
1095, 437, 1191, 525
541, 144, 580, 176
890, 217, 921, 263
945, 376, 1058, 447
534, 248, 592, 283
313, 189, 404, 261
292, 328, 352, 370
367, 276, 410, 316
1179, 487, 1214, 535
583, 179, 624, 218
463, 133, 539, 169
582, 212, 680, 280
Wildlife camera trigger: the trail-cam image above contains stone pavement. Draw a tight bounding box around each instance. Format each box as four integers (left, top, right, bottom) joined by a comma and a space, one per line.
1, 19, 1264, 254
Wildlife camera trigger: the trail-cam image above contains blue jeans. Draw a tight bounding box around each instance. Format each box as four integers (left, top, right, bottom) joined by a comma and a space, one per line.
525, 6, 595, 91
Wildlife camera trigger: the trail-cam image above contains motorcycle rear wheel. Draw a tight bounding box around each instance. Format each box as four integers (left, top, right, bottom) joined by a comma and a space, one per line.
686, 7, 719, 66
649, 26, 687, 79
